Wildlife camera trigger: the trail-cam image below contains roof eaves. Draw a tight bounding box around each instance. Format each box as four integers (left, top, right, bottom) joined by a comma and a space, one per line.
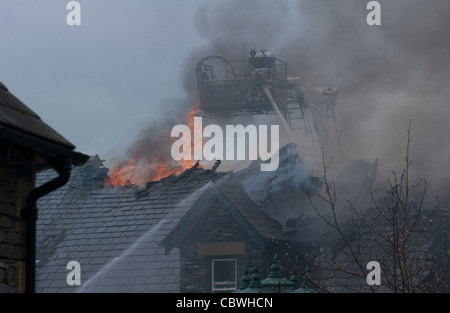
214, 187, 267, 250
0, 82, 88, 166
0, 120, 88, 166
161, 184, 216, 253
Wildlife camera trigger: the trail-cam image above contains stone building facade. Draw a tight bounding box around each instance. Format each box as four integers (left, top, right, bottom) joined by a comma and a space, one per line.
0, 82, 87, 292
0, 145, 33, 292
179, 199, 267, 292
33, 144, 317, 293
163, 180, 295, 293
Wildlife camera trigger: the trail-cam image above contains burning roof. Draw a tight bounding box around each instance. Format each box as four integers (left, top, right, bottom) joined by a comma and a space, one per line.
103, 101, 201, 188
34, 141, 448, 292
36, 156, 218, 292
35, 145, 315, 292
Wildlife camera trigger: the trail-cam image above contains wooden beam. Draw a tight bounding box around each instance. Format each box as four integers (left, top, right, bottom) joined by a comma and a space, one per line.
198, 242, 245, 256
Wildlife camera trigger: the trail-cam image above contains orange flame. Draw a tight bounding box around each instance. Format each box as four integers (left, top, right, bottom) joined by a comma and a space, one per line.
104, 100, 201, 188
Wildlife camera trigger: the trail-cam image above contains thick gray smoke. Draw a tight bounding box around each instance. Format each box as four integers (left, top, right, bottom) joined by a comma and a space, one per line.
279, 0, 450, 196
186, 0, 450, 197
120, 0, 450, 203
117, 0, 292, 180
180, 0, 291, 102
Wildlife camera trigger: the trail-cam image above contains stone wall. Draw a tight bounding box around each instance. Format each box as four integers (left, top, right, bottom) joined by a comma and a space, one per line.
180, 199, 267, 293
0, 144, 34, 292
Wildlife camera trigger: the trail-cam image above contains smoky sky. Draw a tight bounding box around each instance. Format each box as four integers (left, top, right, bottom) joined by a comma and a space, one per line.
177, 0, 450, 195
127, 0, 450, 197
2, 1, 449, 195
127, 1, 289, 160
0, 0, 207, 159
281, 0, 450, 194
161, 1, 450, 194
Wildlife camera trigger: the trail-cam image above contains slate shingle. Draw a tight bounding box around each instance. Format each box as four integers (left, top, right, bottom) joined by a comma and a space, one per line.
35, 157, 224, 292
35, 155, 289, 293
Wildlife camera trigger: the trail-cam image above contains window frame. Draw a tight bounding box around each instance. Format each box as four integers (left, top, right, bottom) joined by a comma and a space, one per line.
211, 258, 237, 293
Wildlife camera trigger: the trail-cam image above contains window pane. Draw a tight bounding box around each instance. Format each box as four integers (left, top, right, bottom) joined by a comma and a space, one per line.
212, 259, 236, 292
214, 260, 235, 282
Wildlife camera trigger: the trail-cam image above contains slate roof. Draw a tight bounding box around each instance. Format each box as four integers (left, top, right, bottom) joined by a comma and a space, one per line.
216, 179, 288, 241
235, 143, 322, 226
0, 82, 74, 149
162, 178, 288, 253
0, 82, 88, 164
35, 156, 287, 292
